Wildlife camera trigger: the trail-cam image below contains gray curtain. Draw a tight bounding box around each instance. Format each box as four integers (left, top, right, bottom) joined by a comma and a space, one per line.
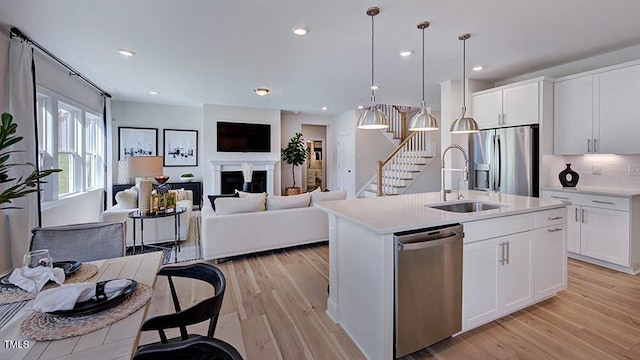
6, 36, 37, 268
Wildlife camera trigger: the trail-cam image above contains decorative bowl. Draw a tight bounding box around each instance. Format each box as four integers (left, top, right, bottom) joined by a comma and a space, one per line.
154, 176, 170, 184
179, 177, 193, 182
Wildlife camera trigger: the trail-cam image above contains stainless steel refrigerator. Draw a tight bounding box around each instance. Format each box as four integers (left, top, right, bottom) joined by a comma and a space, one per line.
468, 125, 539, 197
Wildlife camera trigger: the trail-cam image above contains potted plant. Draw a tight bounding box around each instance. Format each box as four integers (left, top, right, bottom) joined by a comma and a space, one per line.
281, 132, 309, 196
179, 173, 194, 182
0, 113, 61, 209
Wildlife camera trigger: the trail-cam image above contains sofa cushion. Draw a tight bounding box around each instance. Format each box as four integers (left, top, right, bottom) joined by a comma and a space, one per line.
215, 194, 266, 215
115, 188, 138, 209
207, 193, 239, 211
235, 190, 268, 198
266, 193, 311, 210
311, 189, 347, 204
173, 188, 188, 201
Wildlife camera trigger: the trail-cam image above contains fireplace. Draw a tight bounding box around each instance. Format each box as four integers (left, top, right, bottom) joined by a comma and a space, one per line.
220, 171, 267, 194
210, 160, 277, 195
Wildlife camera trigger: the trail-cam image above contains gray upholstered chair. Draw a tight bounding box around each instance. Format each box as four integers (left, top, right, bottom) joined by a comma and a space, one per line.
30, 222, 126, 262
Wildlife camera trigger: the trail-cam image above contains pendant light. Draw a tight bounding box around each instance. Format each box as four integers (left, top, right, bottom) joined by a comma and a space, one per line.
408, 21, 439, 131
450, 33, 479, 134
357, 7, 389, 130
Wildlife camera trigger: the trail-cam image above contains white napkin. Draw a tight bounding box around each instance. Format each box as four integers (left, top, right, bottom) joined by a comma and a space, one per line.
8, 266, 65, 293
31, 279, 131, 312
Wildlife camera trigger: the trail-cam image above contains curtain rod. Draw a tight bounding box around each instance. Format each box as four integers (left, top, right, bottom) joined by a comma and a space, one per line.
10, 27, 112, 98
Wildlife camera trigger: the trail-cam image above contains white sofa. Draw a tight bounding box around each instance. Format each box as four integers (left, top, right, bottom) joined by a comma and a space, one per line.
101, 187, 193, 247
201, 190, 345, 261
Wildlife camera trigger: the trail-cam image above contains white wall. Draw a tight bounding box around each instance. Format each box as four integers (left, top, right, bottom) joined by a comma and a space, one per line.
354, 121, 396, 192
203, 104, 281, 196
41, 189, 103, 227
280, 112, 331, 192
110, 101, 204, 202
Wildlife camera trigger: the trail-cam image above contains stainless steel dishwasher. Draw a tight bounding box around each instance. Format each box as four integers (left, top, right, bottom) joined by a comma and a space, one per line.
394, 224, 463, 358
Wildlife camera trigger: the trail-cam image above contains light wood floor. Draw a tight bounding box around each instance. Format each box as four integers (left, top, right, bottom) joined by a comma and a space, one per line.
141, 244, 640, 360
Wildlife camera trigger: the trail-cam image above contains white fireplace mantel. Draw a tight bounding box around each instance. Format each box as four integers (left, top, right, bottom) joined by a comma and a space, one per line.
209, 160, 278, 195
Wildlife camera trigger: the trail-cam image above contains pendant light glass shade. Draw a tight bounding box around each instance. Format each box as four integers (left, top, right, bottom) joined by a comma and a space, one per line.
450, 33, 479, 134
409, 21, 439, 132
357, 7, 388, 130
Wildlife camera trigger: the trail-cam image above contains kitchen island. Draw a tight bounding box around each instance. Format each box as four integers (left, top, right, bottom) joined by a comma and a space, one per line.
315, 190, 567, 360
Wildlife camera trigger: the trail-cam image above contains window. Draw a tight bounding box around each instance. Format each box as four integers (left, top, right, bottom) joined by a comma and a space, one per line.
36, 90, 105, 201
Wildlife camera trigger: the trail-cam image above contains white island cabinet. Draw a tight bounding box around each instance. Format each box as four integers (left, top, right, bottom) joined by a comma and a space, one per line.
315, 191, 566, 360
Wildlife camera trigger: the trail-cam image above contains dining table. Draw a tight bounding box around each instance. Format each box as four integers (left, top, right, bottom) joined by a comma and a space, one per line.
0, 251, 162, 360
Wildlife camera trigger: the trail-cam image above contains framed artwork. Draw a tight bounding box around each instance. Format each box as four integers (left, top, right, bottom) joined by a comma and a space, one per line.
165, 192, 177, 210
163, 129, 198, 167
118, 127, 158, 160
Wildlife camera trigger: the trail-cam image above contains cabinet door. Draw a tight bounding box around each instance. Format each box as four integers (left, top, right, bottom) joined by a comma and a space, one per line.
502, 82, 539, 127
596, 65, 640, 154
462, 238, 500, 330
554, 76, 594, 155
471, 91, 502, 130
534, 225, 567, 300
581, 206, 630, 266
566, 205, 581, 253
499, 231, 534, 314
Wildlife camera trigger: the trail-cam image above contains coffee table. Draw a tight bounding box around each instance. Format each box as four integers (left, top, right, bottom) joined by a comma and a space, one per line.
128, 207, 186, 263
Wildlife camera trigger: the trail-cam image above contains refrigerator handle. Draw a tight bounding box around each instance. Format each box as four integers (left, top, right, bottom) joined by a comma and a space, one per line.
495, 135, 502, 191
490, 134, 496, 191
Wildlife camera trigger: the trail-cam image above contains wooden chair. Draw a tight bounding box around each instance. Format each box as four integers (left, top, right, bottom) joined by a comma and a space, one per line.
139, 262, 226, 344
30, 221, 126, 262
132, 335, 243, 360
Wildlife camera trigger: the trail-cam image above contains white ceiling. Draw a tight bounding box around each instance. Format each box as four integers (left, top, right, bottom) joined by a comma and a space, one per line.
2, 0, 640, 115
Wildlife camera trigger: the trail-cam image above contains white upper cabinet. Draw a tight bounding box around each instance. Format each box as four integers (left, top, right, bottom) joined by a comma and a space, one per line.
554, 62, 640, 155
597, 65, 640, 154
472, 81, 540, 130
554, 76, 594, 155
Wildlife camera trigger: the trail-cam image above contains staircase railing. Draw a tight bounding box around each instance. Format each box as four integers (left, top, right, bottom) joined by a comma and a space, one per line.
376, 130, 430, 196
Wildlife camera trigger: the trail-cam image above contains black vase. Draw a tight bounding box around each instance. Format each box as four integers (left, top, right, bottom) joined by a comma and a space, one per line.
559, 164, 579, 188
242, 182, 252, 192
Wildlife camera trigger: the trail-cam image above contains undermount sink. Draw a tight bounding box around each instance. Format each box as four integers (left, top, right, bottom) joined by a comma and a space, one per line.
427, 201, 507, 213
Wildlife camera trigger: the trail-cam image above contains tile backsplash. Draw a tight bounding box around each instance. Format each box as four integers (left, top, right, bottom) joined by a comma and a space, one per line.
555, 155, 640, 189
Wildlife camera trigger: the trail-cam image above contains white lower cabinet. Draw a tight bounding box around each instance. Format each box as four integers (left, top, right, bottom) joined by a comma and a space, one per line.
542, 190, 633, 270
463, 208, 567, 331
534, 224, 567, 300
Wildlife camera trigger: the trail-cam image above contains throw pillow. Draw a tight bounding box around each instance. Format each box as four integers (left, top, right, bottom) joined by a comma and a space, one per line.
235, 190, 268, 199
311, 189, 347, 204
207, 193, 239, 211
215, 194, 267, 215
173, 188, 188, 201
115, 188, 138, 209
266, 193, 311, 210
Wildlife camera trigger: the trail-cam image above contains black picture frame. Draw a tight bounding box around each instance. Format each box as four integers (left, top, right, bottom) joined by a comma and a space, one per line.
163, 129, 198, 167
118, 127, 158, 160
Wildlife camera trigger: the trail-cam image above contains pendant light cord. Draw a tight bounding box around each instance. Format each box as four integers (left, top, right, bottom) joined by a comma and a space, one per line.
421, 26, 425, 102
370, 14, 375, 105
462, 37, 466, 110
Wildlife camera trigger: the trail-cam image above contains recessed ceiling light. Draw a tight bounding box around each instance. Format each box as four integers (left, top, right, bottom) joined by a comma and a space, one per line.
472, 66, 484, 71
253, 88, 270, 96
399, 50, 413, 57
292, 26, 309, 36
149, 91, 159, 95
370, 85, 379, 90
321, 106, 328, 111
117, 49, 135, 57
357, 105, 364, 109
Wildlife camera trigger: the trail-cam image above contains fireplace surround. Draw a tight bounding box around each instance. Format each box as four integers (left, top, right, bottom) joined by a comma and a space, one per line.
210, 160, 277, 195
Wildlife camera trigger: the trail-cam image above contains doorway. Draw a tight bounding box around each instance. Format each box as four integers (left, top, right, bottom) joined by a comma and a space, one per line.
302, 124, 327, 193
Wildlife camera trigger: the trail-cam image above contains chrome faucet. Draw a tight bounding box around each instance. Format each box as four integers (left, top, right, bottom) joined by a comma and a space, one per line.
441, 144, 469, 201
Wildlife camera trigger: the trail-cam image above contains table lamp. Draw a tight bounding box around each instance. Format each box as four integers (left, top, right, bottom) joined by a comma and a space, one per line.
128, 156, 163, 214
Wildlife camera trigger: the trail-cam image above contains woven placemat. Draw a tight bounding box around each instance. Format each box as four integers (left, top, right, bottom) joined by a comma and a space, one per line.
0, 263, 99, 306
20, 283, 152, 341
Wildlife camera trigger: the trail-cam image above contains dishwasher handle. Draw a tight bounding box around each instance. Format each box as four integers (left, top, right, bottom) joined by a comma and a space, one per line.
398, 232, 462, 251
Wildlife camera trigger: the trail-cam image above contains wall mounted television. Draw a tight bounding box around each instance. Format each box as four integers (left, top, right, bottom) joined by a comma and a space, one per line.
217, 121, 271, 152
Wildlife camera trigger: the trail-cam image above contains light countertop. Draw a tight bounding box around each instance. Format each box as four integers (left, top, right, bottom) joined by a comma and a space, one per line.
541, 186, 640, 197
314, 190, 565, 234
